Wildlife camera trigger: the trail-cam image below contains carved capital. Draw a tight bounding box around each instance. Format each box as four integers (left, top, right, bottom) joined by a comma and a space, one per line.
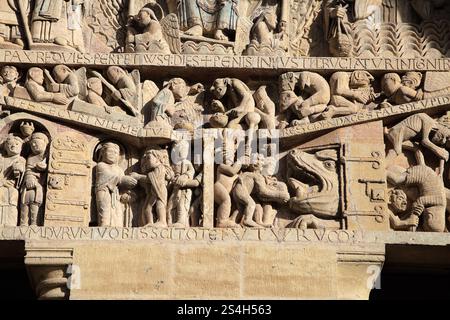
24, 242, 74, 300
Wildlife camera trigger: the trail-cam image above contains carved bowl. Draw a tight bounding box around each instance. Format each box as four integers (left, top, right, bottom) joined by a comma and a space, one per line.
210, 113, 228, 128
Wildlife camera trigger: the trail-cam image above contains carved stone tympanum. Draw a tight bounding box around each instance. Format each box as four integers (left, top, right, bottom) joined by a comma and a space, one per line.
1, 0, 450, 301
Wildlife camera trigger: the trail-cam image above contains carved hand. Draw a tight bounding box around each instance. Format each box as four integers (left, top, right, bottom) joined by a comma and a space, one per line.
52, 93, 69, 105
411, 203, 425, 217
36, 161, 47, 171
120, 193, 131, 204
437, 148, 449, 161
175, 175, 189, 187
354, 92, 370, 104
49, 83, 60, 93
191, 83, 204, 93
24, 176, 36, 189
121, 176, 138, 189
229, 108, 244, 118
332, 7, 347, 19
211, 100, 226, 113
300, 100, 311, 110
405, 214, 420, 228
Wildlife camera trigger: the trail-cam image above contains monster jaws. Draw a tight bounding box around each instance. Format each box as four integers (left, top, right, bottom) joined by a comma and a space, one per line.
286, 148, 341, 230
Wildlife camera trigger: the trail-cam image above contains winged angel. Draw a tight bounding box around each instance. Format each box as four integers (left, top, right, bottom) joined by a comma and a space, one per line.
85, 0, 181, 54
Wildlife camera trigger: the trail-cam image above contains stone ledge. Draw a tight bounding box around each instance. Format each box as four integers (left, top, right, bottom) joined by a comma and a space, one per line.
3, 95, 450, 145
0, 50, 449, 72
1, 226, 450, 246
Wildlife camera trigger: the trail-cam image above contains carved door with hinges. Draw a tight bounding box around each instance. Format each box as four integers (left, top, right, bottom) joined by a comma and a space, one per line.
340, 142, 390, 231
45, 132, 92, 226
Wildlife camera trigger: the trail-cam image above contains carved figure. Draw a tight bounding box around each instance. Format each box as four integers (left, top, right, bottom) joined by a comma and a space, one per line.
24, 68, 69, 105
244, 7, 285, 56
95, 142, 137, 227
381, 72, 423, 106
385, 113, 450, 162
387, 188, 419, 231
168, 140, 198, 227
48, 65, 82, 99
324, 1, 353, 57
19, 132, 49, 226
126, 7, 170, 54
253, 86, 276, 129
214, 141, 242, 228
292, 72, 331, 125
132, 148, 173, 227
146, 77, 204, 130
0, 134, 25, 226
232, 155, 289, 227
210, 78, 260, 129
1, 66, 20, 97
0, 0, 26, 49
388, 165, 447, 232
323, 71, 376, 119
286, 149, 340, 229
31, 0, 89, 52
89, 66, 142, 117
278, 72, 299, 127
177, 0, 239, 41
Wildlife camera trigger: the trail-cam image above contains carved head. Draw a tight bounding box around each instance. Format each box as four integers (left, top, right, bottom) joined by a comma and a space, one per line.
350, 71, 374, 88
431, 129, 449, 146
298, 72, 311, 91
401, 72, 422, 89
53, 65, 72, 83
87, 77, 103, 96
99, 142, 120, 165
388, 189, 408, 213
211, 78, 230, 100
141, 147, 167, 172
27, 68, 44, 85
136, 8, 158, 27
166, 78, 188, 100
262, 9, 278, 30
3, 134, 23, 157
279, 72, 298, 92
30, 132, 49, 155
381, 73, 401, 96
106, 66, 125, 85
1, 66, 19, 83
172, 140, 190, 164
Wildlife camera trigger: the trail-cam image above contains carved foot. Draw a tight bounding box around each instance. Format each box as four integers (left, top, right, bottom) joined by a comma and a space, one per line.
214, 30, 229, 41
289, 215, 323, 230
322, 106, 336, 119
243, 218, 261, 228
291, 118, 310, 126
172, 222, 188, 228
185, 25, 203, 37
257, 222, 274, 228
150, 221, 168, 228
216, 219, 240, 228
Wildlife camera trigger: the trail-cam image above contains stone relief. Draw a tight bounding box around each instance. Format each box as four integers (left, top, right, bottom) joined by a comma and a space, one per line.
1, 0, 450, 237
0, 0, 450, 57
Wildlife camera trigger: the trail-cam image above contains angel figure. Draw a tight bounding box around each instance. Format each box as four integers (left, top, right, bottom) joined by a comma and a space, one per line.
126, 7, 170, 53
124, 1, 182, 54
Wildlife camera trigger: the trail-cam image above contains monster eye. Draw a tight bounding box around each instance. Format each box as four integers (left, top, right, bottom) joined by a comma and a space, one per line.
324, 160, 335, 169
